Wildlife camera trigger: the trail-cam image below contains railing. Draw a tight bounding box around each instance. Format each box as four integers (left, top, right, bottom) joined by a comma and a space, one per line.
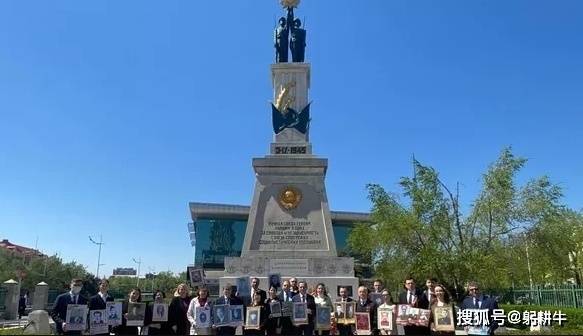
494, 285, 582, 308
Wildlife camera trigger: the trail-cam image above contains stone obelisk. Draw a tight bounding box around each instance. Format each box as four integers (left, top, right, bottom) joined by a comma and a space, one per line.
220, 1, 357, 299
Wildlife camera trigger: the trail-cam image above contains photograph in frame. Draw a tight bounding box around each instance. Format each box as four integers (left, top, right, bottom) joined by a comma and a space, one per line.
416, 308, 431, 327
292, 302, 308, 325
230, 305, 244, 327
213, 304, 231, 327
369, 293, 383, 306
89, 309, 108, 335
433, 306, 455, 332
195, 306, 211, 328
337, 285, 353, 297
315, 306, 331, 330
245, 306, 261, 330
377, 306, 393, 331
396, 304, 411, 325
189, 268, 205, 287
467, 309, 490, 336
344, 301, 356, 324
236, 277, 251, 298
355, 312, 371, 335
282, 301, 293, 317
106, 302, 122, 326
151, 303, 168, 322
334, 302, 345, 324
268, 273, 281, 289
65, 304, 88, 331
269, 301, 282, 318
126, 302, 146, 326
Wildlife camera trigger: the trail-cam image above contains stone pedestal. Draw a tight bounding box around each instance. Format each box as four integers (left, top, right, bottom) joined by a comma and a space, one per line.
33, 282, 49, 311
3, 279, 20, 320
24, 310, 51, 335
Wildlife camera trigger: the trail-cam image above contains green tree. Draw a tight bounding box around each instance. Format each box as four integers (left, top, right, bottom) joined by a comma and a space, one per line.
349, 147, 570, 298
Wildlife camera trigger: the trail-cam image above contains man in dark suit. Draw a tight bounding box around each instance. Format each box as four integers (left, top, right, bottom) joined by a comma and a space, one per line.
398, 277, 429, 335
88, 279, 114, 335
356, 286, 378, 335
336, 286, 354, 336
88, 279, 114, 310
292, 281, 316, 336
460, 281, 499, 336
214, 284, 244, 335
250, 277, 267, 304
50, 278, 88, 335
421, 277, 437, 306
278, 279, 296, 335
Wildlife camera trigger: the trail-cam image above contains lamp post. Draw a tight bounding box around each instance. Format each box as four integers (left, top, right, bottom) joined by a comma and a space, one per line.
89, 235, 105, 278
132, 257, 142, 287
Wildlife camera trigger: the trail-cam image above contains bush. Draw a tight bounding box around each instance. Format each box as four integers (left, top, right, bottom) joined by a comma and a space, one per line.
500, 304, 583, 333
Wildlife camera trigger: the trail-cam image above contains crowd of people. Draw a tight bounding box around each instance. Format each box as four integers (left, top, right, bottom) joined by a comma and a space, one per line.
49, 276, 499, 335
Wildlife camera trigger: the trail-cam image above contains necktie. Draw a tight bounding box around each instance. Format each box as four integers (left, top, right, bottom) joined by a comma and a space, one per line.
408, 293, 411, 304
302, 295, 305, 303
473, 298, 478, 308
73, 295, 77, 304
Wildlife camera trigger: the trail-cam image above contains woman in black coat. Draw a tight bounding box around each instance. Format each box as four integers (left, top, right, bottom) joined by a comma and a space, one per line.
168, 283, 192, 335
264, 286, 281, 335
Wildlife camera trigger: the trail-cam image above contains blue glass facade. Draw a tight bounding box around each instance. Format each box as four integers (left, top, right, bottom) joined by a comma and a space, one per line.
193, 217, 354, 269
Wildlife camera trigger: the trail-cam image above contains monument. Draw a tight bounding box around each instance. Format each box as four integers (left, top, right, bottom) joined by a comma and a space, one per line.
218, 0, 358, 298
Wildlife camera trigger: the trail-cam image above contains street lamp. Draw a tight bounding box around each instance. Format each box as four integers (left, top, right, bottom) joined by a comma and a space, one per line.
89, 235, 105, 278
132, 257, 142, 287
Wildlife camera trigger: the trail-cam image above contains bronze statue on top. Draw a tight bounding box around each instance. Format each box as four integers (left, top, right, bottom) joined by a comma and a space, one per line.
274, 0, 306, 63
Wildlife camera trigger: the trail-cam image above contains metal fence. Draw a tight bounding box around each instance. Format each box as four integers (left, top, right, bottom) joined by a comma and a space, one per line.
494, 285, 582, 308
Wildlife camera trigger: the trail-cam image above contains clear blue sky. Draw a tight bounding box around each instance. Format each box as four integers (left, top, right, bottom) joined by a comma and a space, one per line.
1, 1, 582, 278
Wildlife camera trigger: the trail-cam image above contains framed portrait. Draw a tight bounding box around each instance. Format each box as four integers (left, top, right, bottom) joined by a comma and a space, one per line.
355, 312, 371, 335
344, 301, 356, 324
377, 306, 394, 331
334, 302, 345, 324
433, 306, 454, 332
106, 302, 122, 326
396, 304, 411, 325
188, 267, 205, 287
152, 303, 168, 322
337, 285, 353, 297
213, 304, 231, 327
230, 305, 244, 327
292, 302, 308, 325
236, 277, 251, 298
89, 309, 108, 335
315, 306, 331, 330
467, 309, 490, 335
269, 301, 282, 318
468, 325, 490, 336
268, 273, 281, 289
416, 309, 431, 327
65, 304, 88, 331
282, 301, 293, 317
195, 306, 211, 328
245, 306, 261, 329
126, 302, 146, 326
369, 293, 383, 306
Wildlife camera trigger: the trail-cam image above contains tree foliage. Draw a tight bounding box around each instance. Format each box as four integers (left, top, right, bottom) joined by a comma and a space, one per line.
349, 147, 580, 298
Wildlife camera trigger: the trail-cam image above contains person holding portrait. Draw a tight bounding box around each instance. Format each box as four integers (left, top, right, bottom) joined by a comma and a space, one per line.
169, 283, 193, 335
187, 286, 212, 335
429, 284, 456, 336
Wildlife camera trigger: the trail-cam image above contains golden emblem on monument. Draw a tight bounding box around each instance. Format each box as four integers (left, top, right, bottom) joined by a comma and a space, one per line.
278, 186, 302, 210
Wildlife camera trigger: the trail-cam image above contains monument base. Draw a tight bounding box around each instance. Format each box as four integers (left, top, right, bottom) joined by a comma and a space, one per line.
220, 256, 358, 301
